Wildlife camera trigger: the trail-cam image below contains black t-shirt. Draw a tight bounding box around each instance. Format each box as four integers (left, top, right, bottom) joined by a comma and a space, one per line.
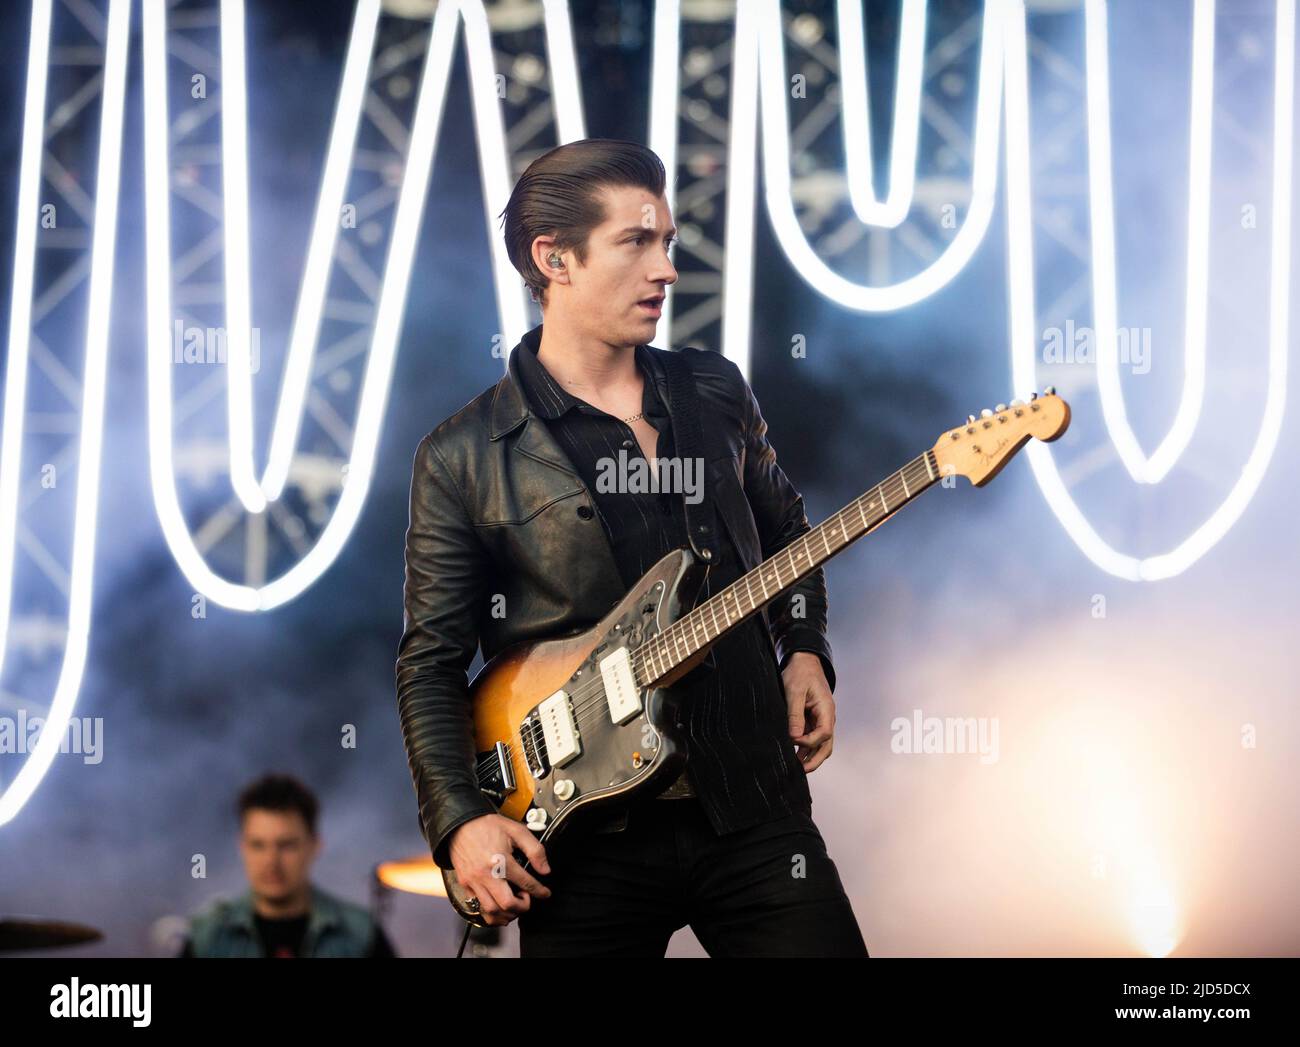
177, 917, 397, 957
255, 913, 309, 958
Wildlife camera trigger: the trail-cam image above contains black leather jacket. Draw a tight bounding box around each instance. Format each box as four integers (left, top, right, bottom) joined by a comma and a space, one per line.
395, 327, 836, 869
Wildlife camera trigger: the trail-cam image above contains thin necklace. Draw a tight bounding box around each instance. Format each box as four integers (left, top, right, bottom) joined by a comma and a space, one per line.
542, 346, 646, 424
549, 369, 642, 423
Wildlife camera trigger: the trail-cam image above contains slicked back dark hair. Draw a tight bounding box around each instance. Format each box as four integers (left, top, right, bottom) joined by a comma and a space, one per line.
499, 138, 667, 308
237, 773, 319, 836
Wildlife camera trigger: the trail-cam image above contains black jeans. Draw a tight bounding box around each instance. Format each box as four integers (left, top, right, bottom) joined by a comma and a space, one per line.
516, 795, 869, 957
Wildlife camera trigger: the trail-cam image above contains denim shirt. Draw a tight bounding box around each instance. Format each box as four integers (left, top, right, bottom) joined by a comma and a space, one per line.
186, 884, 378, 958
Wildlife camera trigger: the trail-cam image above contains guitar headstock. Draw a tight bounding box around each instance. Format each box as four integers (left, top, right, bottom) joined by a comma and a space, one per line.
931, 388, 1070, 487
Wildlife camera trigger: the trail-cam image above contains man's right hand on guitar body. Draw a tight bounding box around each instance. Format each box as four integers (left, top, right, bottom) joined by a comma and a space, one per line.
448, 814, 553, 926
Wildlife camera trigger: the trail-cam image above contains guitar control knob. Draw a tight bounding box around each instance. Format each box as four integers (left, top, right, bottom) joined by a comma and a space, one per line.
525, 807, 548, 831
554, 779, 576, 801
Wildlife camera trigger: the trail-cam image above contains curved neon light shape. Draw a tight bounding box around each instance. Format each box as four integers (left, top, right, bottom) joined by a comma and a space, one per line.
0, 0, 130, 827
1086, 0, 1216, 484
838, 0, 929, 229
1005, 0, 1294, 581
742, 0, 1007, 317
144, 0, 544, 611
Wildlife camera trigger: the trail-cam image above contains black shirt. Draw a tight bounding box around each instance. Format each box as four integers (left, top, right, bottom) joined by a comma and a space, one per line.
514, 334, 813, 836
177, 918, 397, 957
256, 912, 310, 958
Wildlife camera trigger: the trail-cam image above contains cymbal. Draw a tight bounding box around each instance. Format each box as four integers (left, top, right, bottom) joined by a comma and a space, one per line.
0, 917, 102, 951
375, 856, 447, 898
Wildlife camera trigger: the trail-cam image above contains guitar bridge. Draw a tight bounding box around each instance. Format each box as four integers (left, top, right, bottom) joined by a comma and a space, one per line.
475, 740, 517, 803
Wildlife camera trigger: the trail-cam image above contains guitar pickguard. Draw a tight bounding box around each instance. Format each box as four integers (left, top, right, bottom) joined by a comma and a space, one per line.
521, 550, 706, 835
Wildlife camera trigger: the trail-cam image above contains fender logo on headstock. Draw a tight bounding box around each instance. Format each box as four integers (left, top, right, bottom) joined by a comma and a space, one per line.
973, 436, 1010, 467
931, 390, 1070, 488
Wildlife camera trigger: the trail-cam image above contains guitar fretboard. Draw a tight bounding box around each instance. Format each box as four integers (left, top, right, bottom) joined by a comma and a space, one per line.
635, 449, 940, 687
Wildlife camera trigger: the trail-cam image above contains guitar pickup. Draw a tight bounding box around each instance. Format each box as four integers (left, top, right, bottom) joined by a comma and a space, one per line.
600, 646, 642, 725
537, 690, 581, 767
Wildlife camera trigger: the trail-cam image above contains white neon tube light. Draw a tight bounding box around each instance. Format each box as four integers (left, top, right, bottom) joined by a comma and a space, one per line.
0, 0, 130, 827
145, 0, 538, 611
1086, 0, 1216, 484
0, 0, 52, 670
544, 0, 587, 146
757, 0, 1005, 310
838, 0, 928, 229
1006, 0, 1293, 581
649, 0, 681, 343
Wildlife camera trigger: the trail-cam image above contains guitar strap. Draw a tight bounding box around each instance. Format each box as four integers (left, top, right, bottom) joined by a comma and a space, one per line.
658, 347, 721, 565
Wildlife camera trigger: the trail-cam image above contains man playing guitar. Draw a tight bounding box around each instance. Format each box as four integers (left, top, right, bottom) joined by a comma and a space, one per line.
395, 138, 869, 957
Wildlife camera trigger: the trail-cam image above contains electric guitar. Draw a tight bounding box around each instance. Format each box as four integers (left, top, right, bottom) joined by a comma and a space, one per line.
443, 390, 1070, 925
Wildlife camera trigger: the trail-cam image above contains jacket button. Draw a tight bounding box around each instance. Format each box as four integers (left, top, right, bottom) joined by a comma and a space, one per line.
576, 504, 593, 520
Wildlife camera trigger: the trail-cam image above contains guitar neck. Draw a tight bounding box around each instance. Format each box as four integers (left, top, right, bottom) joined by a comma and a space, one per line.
636, 449, 941, 687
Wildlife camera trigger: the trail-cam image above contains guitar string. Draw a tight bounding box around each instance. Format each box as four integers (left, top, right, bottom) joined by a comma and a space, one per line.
472, 458, 935, 787
475, 458, 934, 787
547, 456, 935, 731
472, 458, 936, 787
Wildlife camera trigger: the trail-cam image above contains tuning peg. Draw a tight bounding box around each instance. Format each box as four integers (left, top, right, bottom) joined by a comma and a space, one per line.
1029, 391, 1038, 401
995, 403, 1006, 412
980, 408, 993, 418
1011, 398, 1024, 407
1044, 385, 1056, 395
966, 414, 977, 425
